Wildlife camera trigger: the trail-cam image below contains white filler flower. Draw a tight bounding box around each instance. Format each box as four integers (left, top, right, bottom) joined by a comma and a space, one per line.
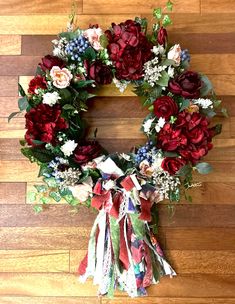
193, 98, 213, 109
42, 91, 61, 106
60, 140, 78, 157
143, 118, 155, 134
155, 117, 166, 132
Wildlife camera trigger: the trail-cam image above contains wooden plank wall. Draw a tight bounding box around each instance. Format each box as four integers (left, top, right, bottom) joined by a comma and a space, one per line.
0, 0, 235, 303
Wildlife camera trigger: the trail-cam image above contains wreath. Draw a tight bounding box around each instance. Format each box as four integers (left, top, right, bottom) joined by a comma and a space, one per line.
10, 1, 225, 298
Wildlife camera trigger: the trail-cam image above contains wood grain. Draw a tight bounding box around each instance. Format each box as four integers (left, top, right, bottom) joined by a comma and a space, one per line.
83, 0, 200, 14
0, 227, 91, 250
0, 297, 100, 304
103, 298, 235, 304
0, 35, 21, 55
0, 183, 25, 204
201, 0, 235, 13
0, 250, 69, 272
0, 77, 18, 96
0, 0, 83, 14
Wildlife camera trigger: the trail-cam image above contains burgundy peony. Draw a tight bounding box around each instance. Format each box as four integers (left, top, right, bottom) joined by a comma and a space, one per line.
105, 20, 153, 80
86, 60, 113, 85
25, 104, 68, 146
39, 55, 66, 72
168, 71, 203, 99
28, 75, 47, 94
157, 27, 167, 46
153, 96, 178, 120
157, 111, 214, 164
74, 141, 102, 165
161, 157, 186, 175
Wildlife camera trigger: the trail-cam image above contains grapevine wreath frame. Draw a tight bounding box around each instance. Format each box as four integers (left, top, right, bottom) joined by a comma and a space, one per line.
10, 1, 226, 298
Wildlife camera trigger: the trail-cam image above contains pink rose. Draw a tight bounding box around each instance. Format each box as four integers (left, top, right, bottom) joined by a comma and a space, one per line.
69, 177, 93, 203
50, 66, 73, 89
83, 27, 103, 51
167, 44, 181, 66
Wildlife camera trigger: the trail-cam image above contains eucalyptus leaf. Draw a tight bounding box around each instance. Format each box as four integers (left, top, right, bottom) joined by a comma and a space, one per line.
156, 71, 170, 87
200, 74, 213, 96
63, 104, 76, 111
221, 107, 229, 117
8, 111, 21, 122
18, 96, 29, 111
195, 162, 213, 174
177, 164, 192, 176
179, 99, 190, 112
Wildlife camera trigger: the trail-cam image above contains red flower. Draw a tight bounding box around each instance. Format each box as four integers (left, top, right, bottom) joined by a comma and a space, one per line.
28, 75, 47, 94
157, 111, 215, 165
105, 20, 153, 80
85, 60, 113, 85
157, 27, 167, 46
74, 141, 102, 165
168, 71, 203, 99
161, 157, 186, 175
39, 55, 65, 72
153, 96, 178, 120
25, 104, 68, 146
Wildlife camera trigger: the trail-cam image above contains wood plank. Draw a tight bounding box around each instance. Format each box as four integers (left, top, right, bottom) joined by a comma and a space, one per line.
0, 56, 41, 76
0, 183, 25, 204
164, 228, 235, 250
0, 273, 234, 297
190, 54, 235, 75
103, 298, 233, 304
201, 0, 235, 13
70, 250, 86, 273
0, 297, 100, 304
0, 35, 21, 55
83, 0, 200, 14
170, 33, 235, 53
0, 0, 82, 14
164, 250, 235, 274
0, 250, 69, 272
143, 13, 235, 33
0, 15, 136, 35
0, 227, 91, 250
0, 204, 235, 228
0, 76, 18, 96
0, 97, 20, 117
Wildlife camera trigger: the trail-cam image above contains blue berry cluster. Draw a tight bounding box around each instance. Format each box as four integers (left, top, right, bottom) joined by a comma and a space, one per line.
181, 49, 190, 62
135, 141, 157, 165
65, 35, 90, 61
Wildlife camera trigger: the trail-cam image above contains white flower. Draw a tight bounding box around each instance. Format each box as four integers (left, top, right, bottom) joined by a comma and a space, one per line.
83, 27, 103, 51
152, 45, 165, 55
42, 91, 61, 107
60, 140, 78, 157
155, 117, 166, 132
168, 66, 175, 78
69, 177, 93, 203
152, 155, 164, 172
120, 153, 131, 161
167, 44, 181, 66
113, 77, 129, 93
143, 57, 167, 87
193, 98, 213, 109
143, 118, 155, 134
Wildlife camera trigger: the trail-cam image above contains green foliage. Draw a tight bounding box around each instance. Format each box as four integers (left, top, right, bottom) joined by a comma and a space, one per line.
177, 164, 192, 177
34, 184, 48, 193
200, 74, 213, 96
33, 205, 43, 213
153, 8, 162, 19
44, 177, 58, 188
18, 96, 29, 111
59, 31, 78, 41
8, 111, 21, 122
166, 0, 174, 11
221, 107, 228, 117
195, 162, 213, 174
49, 191, 61, 202
21, 147, 54, 163
162, 15, 172, 27
82, 47, 97, 62
179, 98, 190, 112
18, 83, 26, 97
155, 71, 170, 87
100, 34, 109, 48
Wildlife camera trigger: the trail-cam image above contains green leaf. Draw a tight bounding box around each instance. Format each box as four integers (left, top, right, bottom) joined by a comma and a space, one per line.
39, 196, 50, 204
21, 147, 54, 163
166, 0, 174, 11
163, 151, 179, 157
59, 88, 71, 102
160, 59, 176, 66
32, 139, 45, 145
73, 79, 94, 89
179, 99, 190, 112
213, 99, 221, 108
33, 205, 43, 213
44, 177, 58, 188
27, 191, 37, 203
19, 139, 26, 146
59, 31, 78, 41
63, 104, 76, 111
202, 108, 216, 118
82, 47, 96, 61
38, 164, 50, 177
18, 83, 26, 97
35, 66, 44, 76
213, 124, 222, 136
200, 75, 213, 96
162, 14, 172, 27
60, 187, 73, 197
195, 162, 213, 174
153, 8, 162, 19
221, 107, 229, 117
99, 34, 108, 48
34, 184, 48, 193
49, 191, 61, 202
177, 164, 192, 176
18, 96, 29, 111
155, 70, 170, 87
8, 111, 21, 122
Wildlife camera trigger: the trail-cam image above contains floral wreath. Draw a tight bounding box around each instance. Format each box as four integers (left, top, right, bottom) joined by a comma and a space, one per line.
10, 1, 226, 298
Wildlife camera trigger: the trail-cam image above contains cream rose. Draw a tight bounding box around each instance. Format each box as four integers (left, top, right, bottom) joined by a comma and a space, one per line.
83, 27, 103, 51
69, 177, 93, 203
50, 66, 73, 89
167, 44, 181, 66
